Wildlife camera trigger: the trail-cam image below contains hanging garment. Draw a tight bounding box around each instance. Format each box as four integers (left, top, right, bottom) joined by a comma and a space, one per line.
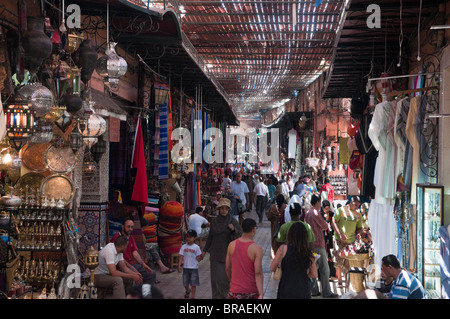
393, 98, 409, 192
439, 225, 450, 299
355, 112, 377, 198
288, 129, 297, 159
367, 201, 397, 269
338, 137, 350, 165
368, 101, 396, 203
405, 96, 421, 204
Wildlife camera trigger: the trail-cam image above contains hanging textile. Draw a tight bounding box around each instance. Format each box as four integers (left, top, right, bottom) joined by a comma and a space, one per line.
158, 103, 169, 179
168, 91, 173, 151
288, 129, 297, 159
131, 116, 149, 205
338, 137, 350, 165
153, 112, 160, 177
110, 121, 128, 185
405, 96, 420, 204
439, 224, 450, 299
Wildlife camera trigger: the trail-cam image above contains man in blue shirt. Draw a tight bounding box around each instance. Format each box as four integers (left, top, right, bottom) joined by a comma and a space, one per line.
381, 254, 427, 299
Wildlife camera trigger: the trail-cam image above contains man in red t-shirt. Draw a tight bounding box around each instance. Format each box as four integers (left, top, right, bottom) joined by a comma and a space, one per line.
320, 178, 335, 203
111, 218, 156, 284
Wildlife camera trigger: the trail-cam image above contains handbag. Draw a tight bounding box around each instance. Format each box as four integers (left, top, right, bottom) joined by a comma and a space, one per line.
273, 264, 282, 281
305, 151, 320, 168
273, 245, 286, 281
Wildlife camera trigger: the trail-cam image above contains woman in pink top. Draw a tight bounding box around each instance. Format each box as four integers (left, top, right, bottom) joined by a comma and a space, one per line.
225, 218, 264, 299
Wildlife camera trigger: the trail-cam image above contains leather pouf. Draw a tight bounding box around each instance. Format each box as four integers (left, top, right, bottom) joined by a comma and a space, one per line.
158, 201, 184, 256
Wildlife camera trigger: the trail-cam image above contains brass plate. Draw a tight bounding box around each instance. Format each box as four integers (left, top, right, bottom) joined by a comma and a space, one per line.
44, 145, 77, 174
40, 174, 74, 205
22, 143, 51, 172
16, 172, 46, 191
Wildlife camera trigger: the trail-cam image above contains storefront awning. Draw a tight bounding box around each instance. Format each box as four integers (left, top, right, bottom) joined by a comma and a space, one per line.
90, 89, 128, 121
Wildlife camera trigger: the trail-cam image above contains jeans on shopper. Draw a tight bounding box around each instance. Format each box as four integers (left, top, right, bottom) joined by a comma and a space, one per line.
311, 246, 333, 296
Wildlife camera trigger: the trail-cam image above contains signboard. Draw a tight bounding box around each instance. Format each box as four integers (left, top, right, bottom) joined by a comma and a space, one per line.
109, 116, 121, 142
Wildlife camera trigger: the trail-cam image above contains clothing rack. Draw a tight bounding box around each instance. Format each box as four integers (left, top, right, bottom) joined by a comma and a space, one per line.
385, 86, 438, 97
368, 72, 439, 83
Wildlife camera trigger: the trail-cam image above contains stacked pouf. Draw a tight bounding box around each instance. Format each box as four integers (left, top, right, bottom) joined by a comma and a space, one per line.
158, 201, 184, 267
142, 206, 158, 244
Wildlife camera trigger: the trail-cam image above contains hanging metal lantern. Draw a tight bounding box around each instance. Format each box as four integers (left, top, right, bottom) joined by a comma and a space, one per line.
153, 82, 169, 106
70, 126, 83, 153
5, 101, 35, 151
95, 42, 127, 90
64, 32, 84, 54
82, 151, 97, 180
90, 135, 106, 162
17, 82, 54, 117
77, 103, 106, 149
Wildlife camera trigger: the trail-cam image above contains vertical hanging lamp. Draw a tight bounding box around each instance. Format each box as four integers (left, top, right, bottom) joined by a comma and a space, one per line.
95, 0, 127, 90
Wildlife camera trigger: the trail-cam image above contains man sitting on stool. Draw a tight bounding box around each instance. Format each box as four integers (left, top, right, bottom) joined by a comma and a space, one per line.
94, 235, 143, 299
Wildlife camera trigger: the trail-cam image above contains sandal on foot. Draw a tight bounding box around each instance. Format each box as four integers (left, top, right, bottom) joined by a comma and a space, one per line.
162, 268, 175, 274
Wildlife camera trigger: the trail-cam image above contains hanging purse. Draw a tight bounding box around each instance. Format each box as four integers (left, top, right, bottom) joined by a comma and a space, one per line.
273, 264, 282, 281
273, 245, 286, 281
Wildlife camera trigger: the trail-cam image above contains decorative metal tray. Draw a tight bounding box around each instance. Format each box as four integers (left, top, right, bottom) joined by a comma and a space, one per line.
40, 174, 74, 205
44, 145, 78, 174
16, 172, 46, 191
22, 143, 51, 172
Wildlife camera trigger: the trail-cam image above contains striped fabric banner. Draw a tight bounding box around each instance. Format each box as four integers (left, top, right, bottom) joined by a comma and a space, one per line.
158, 103, 169, 179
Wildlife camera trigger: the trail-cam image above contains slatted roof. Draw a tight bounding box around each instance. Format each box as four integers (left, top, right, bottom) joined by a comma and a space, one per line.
74, 0, 445, 122
124, 0, 347, 117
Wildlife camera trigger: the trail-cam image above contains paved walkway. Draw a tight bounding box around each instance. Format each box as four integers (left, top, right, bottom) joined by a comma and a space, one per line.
153, 208, 346, 299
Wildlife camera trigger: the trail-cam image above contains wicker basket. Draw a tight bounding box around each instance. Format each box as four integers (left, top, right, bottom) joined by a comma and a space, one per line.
345, 253, 369, 293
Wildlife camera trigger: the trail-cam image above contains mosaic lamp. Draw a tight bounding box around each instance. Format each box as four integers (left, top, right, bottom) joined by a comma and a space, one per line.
5, 101, 35, 151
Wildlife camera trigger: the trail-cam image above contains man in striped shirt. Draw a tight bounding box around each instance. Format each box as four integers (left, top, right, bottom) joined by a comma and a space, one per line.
381, 254, 427, 299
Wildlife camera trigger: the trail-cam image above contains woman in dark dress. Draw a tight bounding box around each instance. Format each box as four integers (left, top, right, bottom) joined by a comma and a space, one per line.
270, 222, 318, 299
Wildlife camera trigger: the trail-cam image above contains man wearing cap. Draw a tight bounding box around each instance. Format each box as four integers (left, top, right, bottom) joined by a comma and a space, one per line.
202, 198, 243, 299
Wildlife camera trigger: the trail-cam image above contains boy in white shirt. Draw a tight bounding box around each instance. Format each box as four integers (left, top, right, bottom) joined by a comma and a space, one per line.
178, 229, 202, 299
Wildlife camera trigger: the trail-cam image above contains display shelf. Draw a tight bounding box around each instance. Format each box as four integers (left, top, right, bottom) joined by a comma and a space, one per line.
416, 184, 443, 299
2, 207, 69, 295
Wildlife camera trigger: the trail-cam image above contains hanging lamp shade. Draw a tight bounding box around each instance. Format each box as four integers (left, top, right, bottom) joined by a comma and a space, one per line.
17, 82, 54, 117
70, 126, 83, 153
95, 42, 127, 90
77, 102, 106, 149
82, 151, 97, 179
153, 82, 169, 106
90, 135, 107, 162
